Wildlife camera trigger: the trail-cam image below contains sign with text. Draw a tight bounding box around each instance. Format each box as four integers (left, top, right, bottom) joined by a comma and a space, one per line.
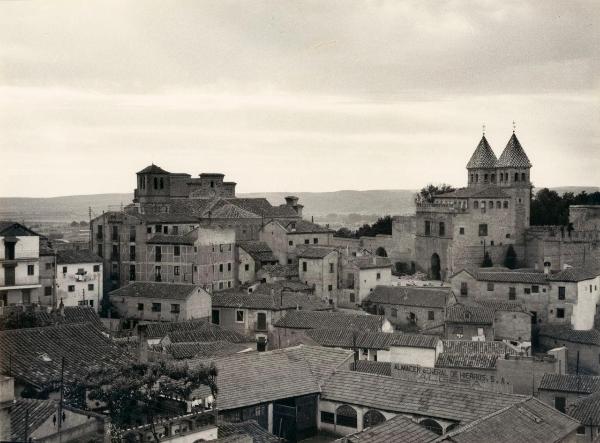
392, 364, 512, 394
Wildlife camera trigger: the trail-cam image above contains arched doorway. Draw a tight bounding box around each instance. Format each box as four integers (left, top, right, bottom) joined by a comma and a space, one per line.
375, 247, 388, 257
420, 419, 443, 435
430, 253, 441, 280
363, 410, 386, 429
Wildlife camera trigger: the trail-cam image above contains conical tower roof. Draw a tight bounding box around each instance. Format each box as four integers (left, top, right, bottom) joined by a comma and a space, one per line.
466, 136, 497, 169
496, 133, 531, 168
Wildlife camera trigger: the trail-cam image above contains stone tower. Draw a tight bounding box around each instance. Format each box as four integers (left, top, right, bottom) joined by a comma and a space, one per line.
467, 135, 498, 187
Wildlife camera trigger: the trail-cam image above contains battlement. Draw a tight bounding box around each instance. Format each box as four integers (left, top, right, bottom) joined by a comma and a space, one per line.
526, 225, 600, 242
416, 201, 468, 214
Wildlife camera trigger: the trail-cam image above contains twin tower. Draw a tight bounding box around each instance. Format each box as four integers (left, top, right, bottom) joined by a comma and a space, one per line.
466, 132, 532, 189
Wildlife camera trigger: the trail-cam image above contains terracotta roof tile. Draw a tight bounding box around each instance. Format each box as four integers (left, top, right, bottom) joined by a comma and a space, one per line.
436, 353, 498, 370
343, 413, 439, 443
274, 310, 385, 331
568, 391, 600, 425
538, 325, 600, 346
350, 360, 392, 377
445, 304, 494, 325
365, 286, 449, 309
307, 329, 439, 350
218, 420, 281, 443
109, 282, 202, 300
466, 136, 497, 169
495, 133, 532, 168
538, 374, 600, 394
56, 249, 102, 264
442, 340, 520, 355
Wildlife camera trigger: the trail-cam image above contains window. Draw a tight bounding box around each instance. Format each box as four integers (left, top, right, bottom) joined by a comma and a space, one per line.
304, 239, 310, 244
329, 263, 335, 274
514, 172, 519, 182
425, 221, 431, 235
44, 286, 52, 296
328, 284, 333, 292
532, 285, 539, 293
93, 264, 100, 272
509, 287, 516, 300
129, 265, 136, 281
503, 201, 509, 209
487, 282, 494, 291
336, 405, 357, 428
576, 426, 585, 436
171, 304, 180, 313
460, 282, 468, 296
45, 262, 52, 270
155, 266, 162, 282
236, 310, 245, 322
88, 284, 94, 291
151, 303, 161, 312
172, 226, 178, 235
349, 293, 355, 303
137, 303, 144, 311
554, 396, 566, 413
391, 308, 397, 318
147, 227, 152, 234
155, 246, 162, 262
524, 288, 531, 294
376, 272, 381, 280
68, 285, 75, 292
459, 227, 465, 235
111, 225, 119, 241
288, 240, 293, 246
153, 177, 158, 189
129, 227, 136, 242
556, 308, 565, 319
439, 222, 445, 237
174, 245, 180, 256
129, 245, 136, 261
428, 311, 435, 320
174, 266, 180, 276
478, 224, 488, 236
244, 264, 249, 271
313, 238, 319, 244
302, 261, 307, 272
212, 309, 220, 324
496, 201, 501, 209
227, 263, 232, 272
321, 411, 335, 424
506, 233, 511, 239
474, 201, 479, 209
27, 265, 34, 276
219, 264, 224, 273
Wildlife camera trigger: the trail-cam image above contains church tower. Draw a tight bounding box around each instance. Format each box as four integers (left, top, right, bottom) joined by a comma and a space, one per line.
466, 135, 498, 188
495, 131, 532, 238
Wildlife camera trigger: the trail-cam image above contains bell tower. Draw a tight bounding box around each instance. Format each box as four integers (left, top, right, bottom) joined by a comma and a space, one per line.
466, 134, 497, 188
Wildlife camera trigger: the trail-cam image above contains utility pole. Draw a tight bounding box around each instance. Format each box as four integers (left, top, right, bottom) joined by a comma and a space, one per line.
24, 406, 29, 443
58, 356, 65, 443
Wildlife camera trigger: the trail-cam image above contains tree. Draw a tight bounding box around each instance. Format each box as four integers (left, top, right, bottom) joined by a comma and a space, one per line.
481, 251, 493, 268
70, 360, 218, 438
70, 221, 79, 227
530, 188, 600, 226
504, 245, 517, 269
334, 227, 354, 238
418, 184, 456, 203
355, 215, 393, 237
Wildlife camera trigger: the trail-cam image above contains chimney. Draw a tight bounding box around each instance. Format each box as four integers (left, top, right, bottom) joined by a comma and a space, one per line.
543, 261, 551, 275
284, 196, 299, 207
137, 324, 149, 363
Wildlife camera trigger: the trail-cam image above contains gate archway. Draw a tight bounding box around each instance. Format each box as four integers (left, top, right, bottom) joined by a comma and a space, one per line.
375, 247, 388, 257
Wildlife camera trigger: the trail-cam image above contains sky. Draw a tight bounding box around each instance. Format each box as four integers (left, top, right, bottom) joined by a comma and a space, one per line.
1, 0, 598, 197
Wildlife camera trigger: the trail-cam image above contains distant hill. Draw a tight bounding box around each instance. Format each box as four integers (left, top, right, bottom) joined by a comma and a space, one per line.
0, 186, 597, 224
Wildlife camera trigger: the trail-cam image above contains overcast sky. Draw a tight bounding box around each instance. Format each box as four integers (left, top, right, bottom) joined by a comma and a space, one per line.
1, 1, 598, 197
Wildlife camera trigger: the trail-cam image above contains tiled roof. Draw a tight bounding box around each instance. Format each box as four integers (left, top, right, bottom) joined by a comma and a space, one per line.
35, 306, 105, 329
218, 420, 281, 443
0, 323, 132, 388
109, 282, 201, 300
238, 241, 278, 263
226, 198, 299, 219
307, 329, 439, 350
350, 256, 393, 270
190, 345, 352, 410
212, 291, 329, 311
286, 220, 333, 234
473, 300, 529, 313
138, 212, 200, 223
164, 341, 249, 360
445, 304, 494, 325
258, 264, 299, 278
144, 319, 208, 339
321, 370, 524, 423
147, 233, 195, 245
436, 353, 498, 370
253, 280, 310, 295
436, 186, 510, 199
538, 374, 600, 394
568, 391, 600, 425
350, 360, 392, 377
365, 286, 449, 309
549, 266, 600, 282
442, 340, 520, 356
137, 164, 169, 174
167, 323, 253, 344
297, 246, 337, 259
475, 270, 548, 284
10, 398, 58, 441
538, 325, 600, 346
0, 221, 39, 237
212, 203, 262, 219
274, 310, 385, 331
343, 413, 439, 443
56, 249, 102, 264
466, 136, 497, 169
495, 133, 532, 168
444, 397, 579, 443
